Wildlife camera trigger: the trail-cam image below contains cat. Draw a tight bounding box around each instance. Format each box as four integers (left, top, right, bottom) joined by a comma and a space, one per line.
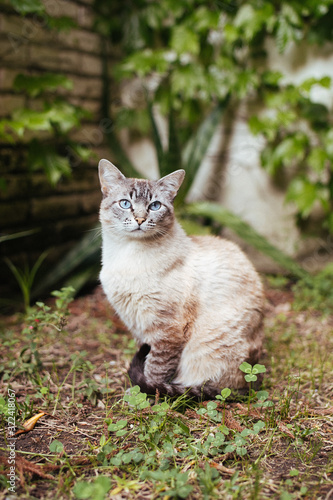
98, 159, 264, 399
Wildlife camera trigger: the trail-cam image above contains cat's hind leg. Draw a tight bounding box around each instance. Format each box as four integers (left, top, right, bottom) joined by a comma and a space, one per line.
128, 340, 184, 397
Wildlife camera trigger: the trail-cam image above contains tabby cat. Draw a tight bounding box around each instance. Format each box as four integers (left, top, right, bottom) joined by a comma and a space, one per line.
99, 159, 264, 399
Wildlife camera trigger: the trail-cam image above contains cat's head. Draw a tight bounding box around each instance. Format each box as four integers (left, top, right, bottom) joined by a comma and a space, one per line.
98, 159, 185, 239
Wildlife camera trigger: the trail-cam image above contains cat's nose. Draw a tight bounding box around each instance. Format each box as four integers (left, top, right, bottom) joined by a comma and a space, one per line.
135, 217, 146, 226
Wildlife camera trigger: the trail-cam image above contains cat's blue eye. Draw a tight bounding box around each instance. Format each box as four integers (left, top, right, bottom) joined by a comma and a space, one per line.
149, 201, 161, 211
119, 199, 131, 209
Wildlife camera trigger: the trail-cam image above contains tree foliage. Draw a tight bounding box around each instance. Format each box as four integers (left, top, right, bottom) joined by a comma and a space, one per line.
0, 1, 92, 186
95, 0, 333, 234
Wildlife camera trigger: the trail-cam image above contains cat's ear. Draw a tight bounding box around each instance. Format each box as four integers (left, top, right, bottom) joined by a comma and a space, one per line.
98, 159, 126, 196
157, 170, 185, 199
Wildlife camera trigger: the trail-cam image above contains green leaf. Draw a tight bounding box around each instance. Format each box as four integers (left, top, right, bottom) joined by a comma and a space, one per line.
69, 143, 94, 162
245, 374, 257, 382
128, 385, 141, 396
170, 25, 200, 56
110, 455, 122, 466
49, 440, 64, 453
177, 484, 194, 498
239, 362, 252, 374
217, 425, 229, 436
116, 429, 128, 437
10, 101, 86, 136
47, 15, 77, 32
171, 64, 208, 102
300, 76, 331, 92
0, 397, 9, 416
275, 5, 302, 53
9, 0, 44, 15
179, 216, 213, 236
236, 446, 247, 456
233, 3, 273, 41
132, 451, 144, 463
28, 141, 71, 186
272, 134, 308, 170
119, 49, 169, 78
256, 391, 269, 401
185, 202, 310, 281
252, 364, 266, 374
262, 70, 283, 86
152, 401, 170, 413
324, 129, 333, 159
108, 419, 127, 432
12, 108, 52, 133
308, 147, 328, 173
14, 73, 73, 97
234, 69, 260, 98
221, 388, 231, 399
73, 476, 111, 500
301, 101, 329, 128
178, 421, 190, 436
286, 178, 324, 217
207, 401, 217, 411
253, 421, 266, 434
189, 6, 219, 32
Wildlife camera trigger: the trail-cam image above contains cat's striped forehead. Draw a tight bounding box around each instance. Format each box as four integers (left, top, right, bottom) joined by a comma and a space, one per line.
127, 179, 155, 202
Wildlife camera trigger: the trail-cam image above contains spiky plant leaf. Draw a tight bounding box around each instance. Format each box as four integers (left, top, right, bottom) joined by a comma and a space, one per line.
0, 229, 39, 243
164, 105, 182, 175
147, 99, 165, 176
64, 262, 101, 293
32, 229, 101, 298
178, 97, 230, 203
104, 129, 142, 178
186, 201, 310, 280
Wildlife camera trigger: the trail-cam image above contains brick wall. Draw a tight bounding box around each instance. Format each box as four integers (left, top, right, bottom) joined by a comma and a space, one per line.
0, 0, 114, 301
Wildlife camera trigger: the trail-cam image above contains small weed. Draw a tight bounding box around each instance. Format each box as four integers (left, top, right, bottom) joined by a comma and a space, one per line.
224, 471, 243, 498
215, 387, 231, 424
266, 275, 290, 289
49, 440, 64, 454
239, 362, 266, 384
197, 462, 221, 499
73, 476, 111, 500
5, 251, 48, 312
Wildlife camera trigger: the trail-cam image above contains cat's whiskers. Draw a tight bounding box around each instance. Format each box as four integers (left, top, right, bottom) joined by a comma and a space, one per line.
86, 225, 103, 241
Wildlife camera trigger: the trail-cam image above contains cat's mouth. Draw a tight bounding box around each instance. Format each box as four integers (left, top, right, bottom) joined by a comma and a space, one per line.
131, 226, 147, 235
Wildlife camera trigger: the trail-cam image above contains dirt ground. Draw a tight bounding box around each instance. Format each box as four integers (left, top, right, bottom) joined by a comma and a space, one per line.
0, 283, 332, 499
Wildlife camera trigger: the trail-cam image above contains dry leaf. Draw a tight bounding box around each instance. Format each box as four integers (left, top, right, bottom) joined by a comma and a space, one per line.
278, 422, 295, 439
210, 460, 236, 475
15, 412, 46, 435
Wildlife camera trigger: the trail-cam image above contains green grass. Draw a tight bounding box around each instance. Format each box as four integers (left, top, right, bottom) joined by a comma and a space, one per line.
0, 281, 332, 499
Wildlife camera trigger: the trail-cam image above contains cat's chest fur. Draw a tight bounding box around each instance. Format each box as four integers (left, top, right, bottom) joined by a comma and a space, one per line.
100, 225, 191, 342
